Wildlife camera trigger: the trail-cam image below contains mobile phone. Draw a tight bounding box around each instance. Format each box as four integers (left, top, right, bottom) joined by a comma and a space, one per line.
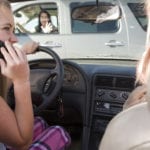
0, 40, 7, 59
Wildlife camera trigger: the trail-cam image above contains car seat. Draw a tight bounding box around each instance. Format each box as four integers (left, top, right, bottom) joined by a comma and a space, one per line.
99, 84, 150, 150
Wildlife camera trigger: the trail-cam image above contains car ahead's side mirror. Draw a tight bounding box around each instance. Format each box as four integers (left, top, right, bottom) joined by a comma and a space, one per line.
72, 3, 121, 24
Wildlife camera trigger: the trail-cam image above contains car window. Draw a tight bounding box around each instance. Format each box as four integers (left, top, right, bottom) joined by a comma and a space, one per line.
70, 2, 121, 33
128, 2, 147, 31
14, 3, 59, 34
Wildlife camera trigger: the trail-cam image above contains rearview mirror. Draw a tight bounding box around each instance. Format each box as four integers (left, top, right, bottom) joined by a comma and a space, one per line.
72, 3, 121, 24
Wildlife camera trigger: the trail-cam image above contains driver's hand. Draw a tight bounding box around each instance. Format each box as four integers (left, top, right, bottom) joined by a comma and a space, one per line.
0, 41, 30, 85
22, 41, 39, 54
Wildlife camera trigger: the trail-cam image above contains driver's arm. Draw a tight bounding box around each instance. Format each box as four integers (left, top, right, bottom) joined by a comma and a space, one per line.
0, 41, 33, 150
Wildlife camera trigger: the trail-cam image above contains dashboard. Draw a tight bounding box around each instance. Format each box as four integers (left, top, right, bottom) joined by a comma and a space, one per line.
71, 61, 136, 150
7, 58, 137, 150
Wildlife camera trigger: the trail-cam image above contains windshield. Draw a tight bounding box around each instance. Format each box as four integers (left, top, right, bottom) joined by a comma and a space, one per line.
12, 0, 147, 61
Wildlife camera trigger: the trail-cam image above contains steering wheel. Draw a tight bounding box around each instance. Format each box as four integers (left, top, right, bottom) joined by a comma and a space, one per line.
7, 46, 64, 112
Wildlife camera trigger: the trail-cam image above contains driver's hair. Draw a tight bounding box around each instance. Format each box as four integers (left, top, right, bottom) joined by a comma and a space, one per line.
0, 0, 11, 99
0, 0, 11, 10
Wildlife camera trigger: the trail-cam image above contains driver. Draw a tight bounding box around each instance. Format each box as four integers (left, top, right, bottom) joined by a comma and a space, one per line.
0, 0, 71, 150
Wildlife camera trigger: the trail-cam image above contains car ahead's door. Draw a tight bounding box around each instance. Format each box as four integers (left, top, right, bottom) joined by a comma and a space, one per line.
65, 0, 146, 60
12, 0, 146, 60
64, 0, 130, 60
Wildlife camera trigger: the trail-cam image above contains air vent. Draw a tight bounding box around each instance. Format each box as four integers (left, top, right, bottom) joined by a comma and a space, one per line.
94, 76, 113, 87
116, 76, 135, 89
94, 75, 135, 90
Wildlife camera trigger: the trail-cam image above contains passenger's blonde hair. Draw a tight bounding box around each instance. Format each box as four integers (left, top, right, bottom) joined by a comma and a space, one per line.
122, 0, 150, 110
136, 0, 150, 85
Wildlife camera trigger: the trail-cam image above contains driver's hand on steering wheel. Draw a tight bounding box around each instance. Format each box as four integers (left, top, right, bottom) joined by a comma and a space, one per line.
14, 41, 39, 55
22, 41, 39, 54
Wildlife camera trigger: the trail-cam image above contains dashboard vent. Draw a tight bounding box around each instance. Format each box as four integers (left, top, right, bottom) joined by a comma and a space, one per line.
94, 75, 135, 90
94, 76, 113, 87
116, 77, 135, 89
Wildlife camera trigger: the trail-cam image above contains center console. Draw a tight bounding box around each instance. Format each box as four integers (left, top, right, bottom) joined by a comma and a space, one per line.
88, 74, 135, 150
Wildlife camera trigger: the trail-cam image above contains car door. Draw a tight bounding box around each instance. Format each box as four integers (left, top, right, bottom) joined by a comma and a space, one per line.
63, 0, 129, 59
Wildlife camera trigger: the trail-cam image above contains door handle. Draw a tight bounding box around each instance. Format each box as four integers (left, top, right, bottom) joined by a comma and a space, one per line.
105, 40, 125, 47
40, 41, 62, 48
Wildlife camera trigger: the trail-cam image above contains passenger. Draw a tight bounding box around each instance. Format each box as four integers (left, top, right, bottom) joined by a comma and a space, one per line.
0, 0, 71, 150
123, 0, 150, 110
99, 2, 150, 149
35, 10, 57, 33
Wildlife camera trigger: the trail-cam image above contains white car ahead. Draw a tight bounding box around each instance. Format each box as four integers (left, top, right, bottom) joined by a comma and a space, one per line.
11, 0, 147, 60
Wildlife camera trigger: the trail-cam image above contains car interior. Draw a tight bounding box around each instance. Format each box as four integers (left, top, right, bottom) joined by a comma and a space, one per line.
6, 0, 145, 150
6, 46, 136, 150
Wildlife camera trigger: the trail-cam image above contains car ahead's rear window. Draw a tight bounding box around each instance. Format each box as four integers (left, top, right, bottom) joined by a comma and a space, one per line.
70, 2, 120, 33
128, 2, 148, 31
